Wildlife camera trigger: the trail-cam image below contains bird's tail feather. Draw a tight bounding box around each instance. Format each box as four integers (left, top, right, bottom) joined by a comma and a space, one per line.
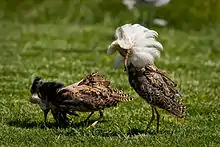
109, 88, 133, 102
163, 98, 186, 118
114, 95, 133, 102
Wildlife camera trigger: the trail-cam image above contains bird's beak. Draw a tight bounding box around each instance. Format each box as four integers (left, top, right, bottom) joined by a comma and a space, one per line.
124, 50, 130, 71
29, 93, 41, 104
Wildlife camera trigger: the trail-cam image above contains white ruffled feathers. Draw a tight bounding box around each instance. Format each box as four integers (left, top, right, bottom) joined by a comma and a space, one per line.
108, 24, 163, 68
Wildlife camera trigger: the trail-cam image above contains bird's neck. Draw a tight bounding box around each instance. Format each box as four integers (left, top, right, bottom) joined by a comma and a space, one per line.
145, 64, 167, 74
127, 64, 166, 77
127, 64, 146, 78
39, 82, 64, 101
127, 64, 151, 73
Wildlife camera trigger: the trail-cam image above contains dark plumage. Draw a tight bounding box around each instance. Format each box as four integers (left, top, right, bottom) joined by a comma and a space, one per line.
56, 72, 132, 127
108, 24, 186, 133
29, 77, 79, 127
127, 64, 186, 132
29, 73, 132, 127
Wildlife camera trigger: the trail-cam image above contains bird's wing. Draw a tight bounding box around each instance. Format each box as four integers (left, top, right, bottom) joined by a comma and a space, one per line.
58, 72, 111, 93
128, 65, 185, 118
78, 72, 111, 87
145, 65, 181, 98
137, 66, 186, 118
57, 84, 132, 111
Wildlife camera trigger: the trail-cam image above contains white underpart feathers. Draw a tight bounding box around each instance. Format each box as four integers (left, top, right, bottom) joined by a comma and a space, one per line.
29, 93, 41, 104
108, 24, 163, 69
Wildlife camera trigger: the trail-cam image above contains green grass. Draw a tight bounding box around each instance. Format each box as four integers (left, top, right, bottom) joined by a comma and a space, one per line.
0, 0, 220, 146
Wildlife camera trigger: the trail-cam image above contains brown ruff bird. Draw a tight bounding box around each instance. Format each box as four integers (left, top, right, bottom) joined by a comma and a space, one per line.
57, 72, 132, 127
108, 24, 186, 133
29, 73, 132, 127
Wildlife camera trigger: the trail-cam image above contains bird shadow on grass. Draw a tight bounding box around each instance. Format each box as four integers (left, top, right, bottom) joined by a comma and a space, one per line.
68, 119, 106, 128
58, 119, 119, 137
95, 131, 122, 137
7, 119, 58, 129
7, 117, 110, 131
127, 128, 155, 136
127, 128, 172, 136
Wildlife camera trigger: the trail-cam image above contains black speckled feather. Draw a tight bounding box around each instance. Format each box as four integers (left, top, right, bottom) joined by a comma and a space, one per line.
57, 72, 132, 112
128, 64, 186, 118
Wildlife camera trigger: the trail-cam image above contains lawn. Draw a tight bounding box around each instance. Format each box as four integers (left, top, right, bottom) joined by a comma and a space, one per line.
0, 0, 220, 146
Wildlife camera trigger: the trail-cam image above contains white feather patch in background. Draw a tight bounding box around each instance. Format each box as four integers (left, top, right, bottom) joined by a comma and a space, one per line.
122, 0, 171, 9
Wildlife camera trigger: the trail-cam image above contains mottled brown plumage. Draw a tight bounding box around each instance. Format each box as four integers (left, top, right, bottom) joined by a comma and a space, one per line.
29, 73, 132, 127
108, 24, 186, 133
56, 72, 132, 127
127, 64, 186, 132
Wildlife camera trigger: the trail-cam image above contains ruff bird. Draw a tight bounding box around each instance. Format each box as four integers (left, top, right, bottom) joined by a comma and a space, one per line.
108, 24, 186, 133
57, 72, 133, 127
122, 0, 171, 26
29, 73, 132, 128
29, 77, 79, 127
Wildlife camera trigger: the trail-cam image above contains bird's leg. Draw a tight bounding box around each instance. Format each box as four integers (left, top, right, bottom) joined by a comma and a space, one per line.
84, 111, 94, 122
154, 107, 160, 133
89, 110, 103, 128
61, 112, 69, 125
144, 106, 155, 134
43, 109, 50, 128
50, 106, 60, 124
50, 106, 65, 127
56, 111, 70, 127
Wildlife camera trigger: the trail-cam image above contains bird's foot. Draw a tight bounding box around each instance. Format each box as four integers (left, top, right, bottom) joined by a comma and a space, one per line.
87, 121, 98, 129
144, 130, 150, 135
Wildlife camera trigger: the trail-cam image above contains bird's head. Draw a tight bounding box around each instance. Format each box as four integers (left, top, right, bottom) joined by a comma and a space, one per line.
107, 24, 163, 71
29, 77, 44, 104
29, 77, 64, 111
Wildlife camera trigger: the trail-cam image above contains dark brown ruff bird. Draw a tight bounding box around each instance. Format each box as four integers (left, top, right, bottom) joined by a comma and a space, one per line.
108, 24, 186, 133
57, 72, 132, 127
127, 64, 185, 132
30, 73, 132, 128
